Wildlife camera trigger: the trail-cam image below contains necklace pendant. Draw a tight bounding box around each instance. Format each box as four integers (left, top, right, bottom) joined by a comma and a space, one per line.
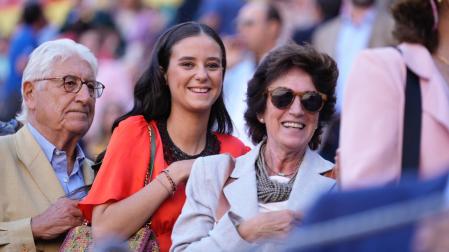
278, 172, 286, 177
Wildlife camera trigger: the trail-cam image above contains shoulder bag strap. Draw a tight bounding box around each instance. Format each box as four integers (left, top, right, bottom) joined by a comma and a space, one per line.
393, 47, 422, 174
142, 124, 157, 227
401, 59, 422, 173
144, 124, 157, 185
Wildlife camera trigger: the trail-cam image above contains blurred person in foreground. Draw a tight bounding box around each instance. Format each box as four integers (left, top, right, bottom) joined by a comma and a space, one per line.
313, 0, 395, 162
0, 39, 100, 251
285, 171, 449, 252
340, 0, 449, 189
171, 43, 338, 252
78, 22, 249, 252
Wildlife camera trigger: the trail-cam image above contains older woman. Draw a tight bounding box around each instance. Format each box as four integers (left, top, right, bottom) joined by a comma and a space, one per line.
171, 43, 338, 251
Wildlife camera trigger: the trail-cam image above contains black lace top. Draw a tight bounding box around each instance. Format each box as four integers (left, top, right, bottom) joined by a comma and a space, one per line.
156, 120, 220, 165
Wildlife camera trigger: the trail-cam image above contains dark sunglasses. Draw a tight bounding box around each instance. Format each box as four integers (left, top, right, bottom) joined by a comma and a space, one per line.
266, 87, 327, 113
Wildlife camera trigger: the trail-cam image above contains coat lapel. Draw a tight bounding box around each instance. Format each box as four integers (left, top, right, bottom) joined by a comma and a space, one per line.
223, 145, 336, 217
223, 145, 261, 219
400, 44, 449, 132
288, 148, 336, 212
82, 160, 95, 185
15, 126, 65, 203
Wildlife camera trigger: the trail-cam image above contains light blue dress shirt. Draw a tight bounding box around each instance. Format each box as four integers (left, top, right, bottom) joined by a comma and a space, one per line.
335, 8, 377, 113
28, 123, 87, 199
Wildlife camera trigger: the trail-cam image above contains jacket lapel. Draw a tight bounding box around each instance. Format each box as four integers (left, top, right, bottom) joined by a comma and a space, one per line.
15, 126, 65, 203
82, 159, 94, 185
223, 145, 261, 219
400, 44, 449, 132
288, 148, 336, 212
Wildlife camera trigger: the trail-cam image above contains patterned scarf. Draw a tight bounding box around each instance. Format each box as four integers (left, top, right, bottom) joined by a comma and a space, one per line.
256, 144, 300, 203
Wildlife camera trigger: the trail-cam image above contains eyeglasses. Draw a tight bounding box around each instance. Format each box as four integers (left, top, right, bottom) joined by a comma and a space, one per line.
266, 87, 327, 113
34, 75, 105, 98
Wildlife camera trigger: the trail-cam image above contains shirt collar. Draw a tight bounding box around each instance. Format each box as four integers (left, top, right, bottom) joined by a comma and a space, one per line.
27, 123, 86, 165
341, 6, 377, 26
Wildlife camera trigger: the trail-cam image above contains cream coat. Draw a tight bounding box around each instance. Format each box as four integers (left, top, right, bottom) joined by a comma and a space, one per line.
0, 126, 94, 252
171, 144, 335, 252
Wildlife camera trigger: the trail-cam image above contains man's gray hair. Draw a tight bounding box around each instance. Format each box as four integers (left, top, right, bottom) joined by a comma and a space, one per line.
18, 39, 98, 122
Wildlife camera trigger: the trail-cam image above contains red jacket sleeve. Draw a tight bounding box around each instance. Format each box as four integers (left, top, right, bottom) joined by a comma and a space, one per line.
79, 116, 151, 221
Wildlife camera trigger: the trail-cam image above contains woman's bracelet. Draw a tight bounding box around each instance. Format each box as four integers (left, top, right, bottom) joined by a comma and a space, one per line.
161, 169, 177, 195
155, 176, 172, 196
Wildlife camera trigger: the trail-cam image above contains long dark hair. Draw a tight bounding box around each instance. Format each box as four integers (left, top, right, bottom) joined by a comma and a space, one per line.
112, 21, 232, 134
92, 22, 233, 174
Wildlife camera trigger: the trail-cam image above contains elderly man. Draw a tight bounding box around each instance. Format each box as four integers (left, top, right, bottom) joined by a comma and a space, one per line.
0, 39, 103, 251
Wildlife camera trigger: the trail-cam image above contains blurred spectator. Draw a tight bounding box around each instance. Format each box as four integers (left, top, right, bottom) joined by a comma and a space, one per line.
85, 102, 125, 159
197, 0, 245, 36
60, 0, 96, 40
292, 0, 342, 44
312, 0, 395, 162
223, 1, 283, 147
170, 0, 203, 25
0, 2, 48, 121
0, 36, 8, 84
79, 26, 134, 146
339, 0, 449, 188
114, 0, 166, 62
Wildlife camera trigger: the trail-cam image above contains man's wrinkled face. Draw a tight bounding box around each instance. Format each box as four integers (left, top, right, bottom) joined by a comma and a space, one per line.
28, 55, 96, 138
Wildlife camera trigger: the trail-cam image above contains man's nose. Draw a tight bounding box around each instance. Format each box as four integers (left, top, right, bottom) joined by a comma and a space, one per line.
76, 84, 94, 102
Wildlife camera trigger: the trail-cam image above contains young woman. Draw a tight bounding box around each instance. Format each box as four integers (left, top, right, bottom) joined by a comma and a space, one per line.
78, 22, 249, 252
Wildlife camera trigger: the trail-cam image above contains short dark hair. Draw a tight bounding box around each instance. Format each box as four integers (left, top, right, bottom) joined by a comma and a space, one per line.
391, 0, 441, 53
22, 2, 45, 25
112, 21, 232, 134
244, 43, 338, 150
266, 3, 283, 25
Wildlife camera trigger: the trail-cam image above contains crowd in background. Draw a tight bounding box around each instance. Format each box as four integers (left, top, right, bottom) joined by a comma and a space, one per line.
1, 0, 449, 251
0, 0, 393, 161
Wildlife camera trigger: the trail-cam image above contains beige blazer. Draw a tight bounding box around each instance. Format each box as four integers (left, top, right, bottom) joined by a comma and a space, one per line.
340, 43, 449, 188
171, 144, 335, 252
0, 126, 94, 252
312, 10, 395, 59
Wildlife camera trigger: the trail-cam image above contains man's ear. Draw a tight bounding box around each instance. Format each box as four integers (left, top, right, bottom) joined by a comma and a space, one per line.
22, 81, 36, 110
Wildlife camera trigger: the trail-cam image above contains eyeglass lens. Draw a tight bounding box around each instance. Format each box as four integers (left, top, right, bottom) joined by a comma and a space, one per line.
63, 75, 104, 98
270, 88, 324, 113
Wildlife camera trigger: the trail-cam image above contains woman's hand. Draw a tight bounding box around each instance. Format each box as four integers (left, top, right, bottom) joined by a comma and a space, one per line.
237, 210, 302, 242
166, 159, 195, 184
